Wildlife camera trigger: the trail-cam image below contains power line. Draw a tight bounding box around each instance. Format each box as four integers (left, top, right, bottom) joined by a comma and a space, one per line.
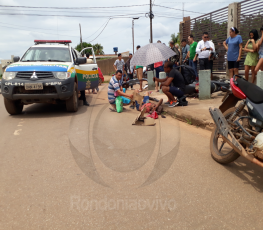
154, 4, 203, 14
0, 25, 80, 37
0, 21, 78, 31
0, 12, 145, 18
83, 19, 110, 40
0, 4, 150, 9
88, 18, 112, 43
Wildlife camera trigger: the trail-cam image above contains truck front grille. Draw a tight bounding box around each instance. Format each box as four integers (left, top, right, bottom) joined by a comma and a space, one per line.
16, 71, 54, 79
13, 86, 57, 94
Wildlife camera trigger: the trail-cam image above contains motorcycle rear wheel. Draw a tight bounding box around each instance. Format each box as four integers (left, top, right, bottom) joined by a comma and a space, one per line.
210, 107, 248, 164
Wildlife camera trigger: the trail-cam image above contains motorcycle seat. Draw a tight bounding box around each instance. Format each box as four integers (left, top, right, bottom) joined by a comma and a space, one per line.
236, 78, 263, 104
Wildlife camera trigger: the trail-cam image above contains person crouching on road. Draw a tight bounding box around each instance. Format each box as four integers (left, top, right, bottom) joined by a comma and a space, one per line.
108, 70, 133, 111
153, 61, 186, 108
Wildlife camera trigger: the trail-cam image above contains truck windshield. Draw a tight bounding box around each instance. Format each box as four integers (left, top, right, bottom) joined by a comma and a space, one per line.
21, 47, 71, 62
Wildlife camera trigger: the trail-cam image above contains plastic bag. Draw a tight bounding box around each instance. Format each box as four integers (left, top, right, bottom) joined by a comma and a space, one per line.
116, 96, 123, 113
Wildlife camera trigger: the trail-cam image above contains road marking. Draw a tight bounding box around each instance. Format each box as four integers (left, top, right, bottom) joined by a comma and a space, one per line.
14, 129, 22, 136
14, 119, 24, 135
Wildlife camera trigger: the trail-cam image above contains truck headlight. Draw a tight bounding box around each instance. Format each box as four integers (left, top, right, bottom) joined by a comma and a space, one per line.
53, 72, 71, 79
3, 72, 17, 80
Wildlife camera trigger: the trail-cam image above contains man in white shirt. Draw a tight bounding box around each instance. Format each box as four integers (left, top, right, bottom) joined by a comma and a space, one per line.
196, 32, 215, 70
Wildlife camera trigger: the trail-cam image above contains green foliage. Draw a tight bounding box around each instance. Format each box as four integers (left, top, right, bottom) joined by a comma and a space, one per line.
93, 43, 104, 55
191, 18, 227, 43
170, 32, 181, 45
75, 42, 104, 55
75, 42, 93, 54
238, 14, 263, 44
185, 118, 192, 125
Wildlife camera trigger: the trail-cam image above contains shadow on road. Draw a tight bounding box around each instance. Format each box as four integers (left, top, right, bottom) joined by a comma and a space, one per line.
223, 157, 263, 193
7, 101, 89, 119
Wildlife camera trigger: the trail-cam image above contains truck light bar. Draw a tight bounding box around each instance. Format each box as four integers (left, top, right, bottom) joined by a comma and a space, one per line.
34, 40, 72, 44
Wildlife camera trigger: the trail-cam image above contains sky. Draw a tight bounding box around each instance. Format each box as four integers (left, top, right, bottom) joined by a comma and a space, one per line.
0, 0, 242, 62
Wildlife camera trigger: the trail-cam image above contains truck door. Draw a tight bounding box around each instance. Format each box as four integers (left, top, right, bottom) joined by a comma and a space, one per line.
72, 48, 99, 91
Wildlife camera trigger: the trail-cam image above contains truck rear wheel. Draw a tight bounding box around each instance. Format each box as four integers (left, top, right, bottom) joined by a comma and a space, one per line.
4, 98, 24, 115
66, 82, 78, 112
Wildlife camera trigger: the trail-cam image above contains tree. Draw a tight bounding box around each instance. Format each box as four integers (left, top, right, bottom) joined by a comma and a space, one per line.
93, 43, 104, 55
170, 32, 181, 45
75, 42, 104, 55
75, 42, 93, 55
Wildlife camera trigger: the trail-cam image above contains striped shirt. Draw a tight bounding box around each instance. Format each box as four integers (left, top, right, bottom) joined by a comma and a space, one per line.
108, 75, 120, 104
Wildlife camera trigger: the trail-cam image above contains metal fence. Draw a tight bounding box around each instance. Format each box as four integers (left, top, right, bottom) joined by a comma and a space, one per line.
238, 0, 263, 69
182, 6, 228, 73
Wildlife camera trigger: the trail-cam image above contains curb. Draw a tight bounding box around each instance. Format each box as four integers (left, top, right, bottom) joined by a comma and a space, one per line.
163, 108, 215, 132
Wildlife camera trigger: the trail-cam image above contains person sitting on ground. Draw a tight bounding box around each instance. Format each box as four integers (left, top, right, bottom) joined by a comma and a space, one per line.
86, 53, 94, 64
153, 61, 186, 108
108, 70, 133, 111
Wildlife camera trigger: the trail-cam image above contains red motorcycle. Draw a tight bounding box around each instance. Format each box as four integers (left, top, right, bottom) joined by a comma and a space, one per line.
210, 75, 263, 168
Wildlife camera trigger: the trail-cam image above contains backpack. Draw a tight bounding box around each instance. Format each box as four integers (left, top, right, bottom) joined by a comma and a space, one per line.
175, 65, 196, 85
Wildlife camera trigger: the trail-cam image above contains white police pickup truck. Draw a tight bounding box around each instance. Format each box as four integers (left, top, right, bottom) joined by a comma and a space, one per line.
2, 40, 99, 115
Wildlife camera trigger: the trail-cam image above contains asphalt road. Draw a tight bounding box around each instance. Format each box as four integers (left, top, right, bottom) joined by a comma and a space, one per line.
1, 84, 263, 230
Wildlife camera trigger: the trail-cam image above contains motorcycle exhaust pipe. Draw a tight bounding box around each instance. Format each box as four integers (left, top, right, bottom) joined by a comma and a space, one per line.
240, 147, 263, 167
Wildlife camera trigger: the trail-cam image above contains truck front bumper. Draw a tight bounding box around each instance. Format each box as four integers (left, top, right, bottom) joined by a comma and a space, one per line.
1, 78, 75, 101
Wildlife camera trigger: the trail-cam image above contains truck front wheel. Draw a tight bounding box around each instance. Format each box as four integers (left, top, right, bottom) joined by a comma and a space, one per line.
66, 82, 78, 112
4, 98, 24, 115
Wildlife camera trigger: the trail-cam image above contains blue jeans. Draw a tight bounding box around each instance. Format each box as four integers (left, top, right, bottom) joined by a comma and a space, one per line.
189, 60, 198, 77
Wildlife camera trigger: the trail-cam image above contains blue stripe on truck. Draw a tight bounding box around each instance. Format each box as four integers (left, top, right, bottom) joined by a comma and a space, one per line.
5, 65, 68, 72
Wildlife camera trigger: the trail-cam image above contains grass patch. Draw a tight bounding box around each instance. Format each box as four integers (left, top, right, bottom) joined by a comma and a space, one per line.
103, 80, 110, 83
185, 118, 192, 125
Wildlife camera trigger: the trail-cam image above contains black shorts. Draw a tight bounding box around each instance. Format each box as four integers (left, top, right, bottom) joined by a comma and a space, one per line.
169, 86, 184, 98
228, 61, 239, 69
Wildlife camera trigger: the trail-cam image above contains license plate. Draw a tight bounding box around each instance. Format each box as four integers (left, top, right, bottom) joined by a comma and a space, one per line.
25, 83, 43, 90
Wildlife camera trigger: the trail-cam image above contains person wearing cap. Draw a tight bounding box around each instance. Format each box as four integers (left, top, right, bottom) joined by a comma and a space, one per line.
125, 53, 134, 89
223, 27, 243, 78
135, 45, 144, 92
169, 41, 180, 67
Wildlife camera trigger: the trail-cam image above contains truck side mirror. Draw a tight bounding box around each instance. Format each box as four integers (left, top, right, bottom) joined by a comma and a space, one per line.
76, 57, 86, 65
13, 56, 20, 62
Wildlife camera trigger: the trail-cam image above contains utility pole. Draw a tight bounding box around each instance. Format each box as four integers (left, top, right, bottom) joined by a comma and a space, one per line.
132, 18, 139, 54
132, 20, 135, 54
79, 23, 83, 50
150, 0, 153, 43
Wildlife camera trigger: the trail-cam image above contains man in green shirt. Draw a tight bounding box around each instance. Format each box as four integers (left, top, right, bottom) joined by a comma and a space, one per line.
186, 34, 198, 80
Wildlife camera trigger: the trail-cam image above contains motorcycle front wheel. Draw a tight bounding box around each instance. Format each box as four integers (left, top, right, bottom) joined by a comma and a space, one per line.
210, 107, 249, 164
